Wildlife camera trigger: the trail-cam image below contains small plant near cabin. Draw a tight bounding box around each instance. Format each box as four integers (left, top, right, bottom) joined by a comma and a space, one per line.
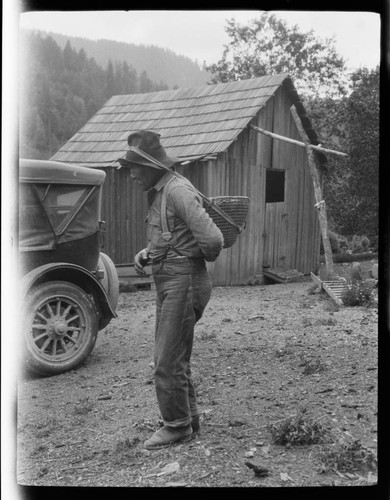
132, 418, 161, 432
299, 354, 328, 375
338, 235, 349, 253
348, 266, 363, 282
34, 417, 59, 438
115, 436, 140, 452
301, 317, 313, 327
30, 444, 48, 456
73, 396, 94, 415
274, 346, 293, 358
268, 408, 330, 446
351, 234, 371, 254
315, 316, 337, 326
317, 438, 377, 473
323, 301, 340, 313
307, 284, 320, 295
112, 436, 143, 464
341, 280, 376, 307
199, 329, 217, 341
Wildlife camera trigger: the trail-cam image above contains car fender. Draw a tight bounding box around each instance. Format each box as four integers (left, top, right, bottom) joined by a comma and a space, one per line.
20, 263, 117, 329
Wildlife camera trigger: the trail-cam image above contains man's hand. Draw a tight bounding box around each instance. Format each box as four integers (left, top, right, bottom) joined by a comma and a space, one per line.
134, 248, 149, 276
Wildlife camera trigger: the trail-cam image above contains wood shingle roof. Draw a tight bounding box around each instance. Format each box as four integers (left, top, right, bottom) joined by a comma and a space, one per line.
51, 74, 307, 166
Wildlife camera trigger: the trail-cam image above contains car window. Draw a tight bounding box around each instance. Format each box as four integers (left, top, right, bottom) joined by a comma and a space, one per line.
19, 184, 55, 249
35, 185, 87, 230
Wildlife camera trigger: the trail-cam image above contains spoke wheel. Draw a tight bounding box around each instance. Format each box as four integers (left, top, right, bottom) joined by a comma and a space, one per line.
23, 281, 99, 376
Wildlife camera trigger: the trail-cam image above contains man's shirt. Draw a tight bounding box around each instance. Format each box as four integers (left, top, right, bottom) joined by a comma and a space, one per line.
147, 172, 224, 263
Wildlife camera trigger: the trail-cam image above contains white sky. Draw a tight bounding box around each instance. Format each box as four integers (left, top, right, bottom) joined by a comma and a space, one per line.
19, 9, 381, 70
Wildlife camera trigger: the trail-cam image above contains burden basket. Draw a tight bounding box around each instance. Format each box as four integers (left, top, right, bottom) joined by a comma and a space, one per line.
204, 196, 250, 248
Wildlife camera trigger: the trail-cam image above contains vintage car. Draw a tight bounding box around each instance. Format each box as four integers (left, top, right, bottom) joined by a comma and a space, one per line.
19, 159, 119, 376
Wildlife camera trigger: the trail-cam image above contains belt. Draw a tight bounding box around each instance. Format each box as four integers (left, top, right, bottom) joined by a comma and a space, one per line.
152, 256, 204, 265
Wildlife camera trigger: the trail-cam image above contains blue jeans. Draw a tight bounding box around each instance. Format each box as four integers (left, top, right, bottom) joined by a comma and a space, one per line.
151, 257, 212, 428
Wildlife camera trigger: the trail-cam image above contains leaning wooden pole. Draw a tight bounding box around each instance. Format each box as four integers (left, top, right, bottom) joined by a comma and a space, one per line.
249, 124, 348, 158
289, 105, 334, 278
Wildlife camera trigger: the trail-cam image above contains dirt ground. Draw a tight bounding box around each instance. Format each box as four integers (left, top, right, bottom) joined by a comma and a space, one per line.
16, 262, 379, 490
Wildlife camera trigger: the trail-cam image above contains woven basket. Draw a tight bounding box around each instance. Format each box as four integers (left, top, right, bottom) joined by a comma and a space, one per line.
204, 196, 250, 248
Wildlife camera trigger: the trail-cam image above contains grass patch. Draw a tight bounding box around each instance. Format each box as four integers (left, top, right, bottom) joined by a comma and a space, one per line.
301, 317, 313, 327
73, 396, 94, 415
199, 330, 217, 341
315, 317, 337, 326
111, 436, 143, 465
30, 444, 48, 456
274, 346, 293, 358
115, 436, 140, 452
317, 439, 377, 473
268, 409, 330, 446
299, 354, 328, 375
307, 284, 320, 295
34, 417, 59, 438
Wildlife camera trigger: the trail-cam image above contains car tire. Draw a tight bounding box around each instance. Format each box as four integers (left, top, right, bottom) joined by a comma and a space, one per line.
97, 252, 119, 330
98, 252, 119, 311
23, 281, 99, 376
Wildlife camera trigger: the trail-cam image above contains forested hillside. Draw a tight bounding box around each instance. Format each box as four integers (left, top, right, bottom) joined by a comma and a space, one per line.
19, 30, 211, 159
26, 30, 211, 90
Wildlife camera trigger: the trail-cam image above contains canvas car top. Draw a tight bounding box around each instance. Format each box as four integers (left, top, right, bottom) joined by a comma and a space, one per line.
19, 159, 106, 185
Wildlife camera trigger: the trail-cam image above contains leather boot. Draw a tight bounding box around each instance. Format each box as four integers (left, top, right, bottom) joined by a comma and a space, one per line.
191, 415, 200, 433
144, 425, 192, 449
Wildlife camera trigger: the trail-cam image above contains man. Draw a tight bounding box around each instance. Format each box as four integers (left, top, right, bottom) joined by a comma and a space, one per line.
118, 130, 224, 449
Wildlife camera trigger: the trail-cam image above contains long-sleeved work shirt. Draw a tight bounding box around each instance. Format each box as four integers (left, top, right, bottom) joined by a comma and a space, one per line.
146, 172, 224, 263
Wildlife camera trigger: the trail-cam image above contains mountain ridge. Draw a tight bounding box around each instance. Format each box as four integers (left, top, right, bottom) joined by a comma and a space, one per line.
23, 29, 212, 89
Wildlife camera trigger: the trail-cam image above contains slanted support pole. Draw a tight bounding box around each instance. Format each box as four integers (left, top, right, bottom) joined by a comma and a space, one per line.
290, 105, 334, 278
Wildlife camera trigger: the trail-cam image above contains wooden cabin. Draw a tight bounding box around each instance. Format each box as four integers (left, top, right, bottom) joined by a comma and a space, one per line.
51, 74, 325, 286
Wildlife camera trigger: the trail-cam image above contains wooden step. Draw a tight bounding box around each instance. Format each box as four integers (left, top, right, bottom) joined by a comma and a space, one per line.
311, 272, 346, 305
263, 267, 304, 283
116, 264, 155, 290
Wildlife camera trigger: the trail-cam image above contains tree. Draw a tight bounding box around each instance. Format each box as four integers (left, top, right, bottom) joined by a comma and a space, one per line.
207, 13, 349, 99
342, 67, 379, 237
139, 70, 154, 93
206, 13, 379, 239
105, 59, 116, 98
307, 67, 379, 238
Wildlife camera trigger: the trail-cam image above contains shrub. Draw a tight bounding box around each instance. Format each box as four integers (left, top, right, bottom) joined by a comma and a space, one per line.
299, 354, 328, 374
338, 235, 350, 253
320, 231, 353, 255
73, 397, 94, 415
351, 234, 371, 254
318, 439, 377, 473
360, 236, 370, 251
332, 252, 377, 263
348, 266, 363, 282
199, 330, 217, 341
341, 280, 376, 307
268, 409, 330, 446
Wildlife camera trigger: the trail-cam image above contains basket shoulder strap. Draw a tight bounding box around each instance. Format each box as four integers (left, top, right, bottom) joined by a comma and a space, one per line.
160, 176, 176, 241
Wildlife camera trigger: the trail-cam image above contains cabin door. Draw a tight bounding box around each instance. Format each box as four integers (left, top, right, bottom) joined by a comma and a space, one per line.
263, 168, 288, 269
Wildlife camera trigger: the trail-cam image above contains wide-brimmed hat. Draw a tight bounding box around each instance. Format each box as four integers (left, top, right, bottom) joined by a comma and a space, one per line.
117, 130, 178, 169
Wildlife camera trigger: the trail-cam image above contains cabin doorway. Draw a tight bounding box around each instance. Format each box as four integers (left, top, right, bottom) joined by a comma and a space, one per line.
263, 168, 288, 269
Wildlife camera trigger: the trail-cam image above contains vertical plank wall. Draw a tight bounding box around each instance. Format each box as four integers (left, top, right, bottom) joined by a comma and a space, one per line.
271, 87, 321, 274
100, 166, 149, 264
186, 100, 274, 286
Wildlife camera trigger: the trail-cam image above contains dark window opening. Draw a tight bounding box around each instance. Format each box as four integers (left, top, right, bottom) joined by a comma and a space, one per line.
266, 169, 285, 203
